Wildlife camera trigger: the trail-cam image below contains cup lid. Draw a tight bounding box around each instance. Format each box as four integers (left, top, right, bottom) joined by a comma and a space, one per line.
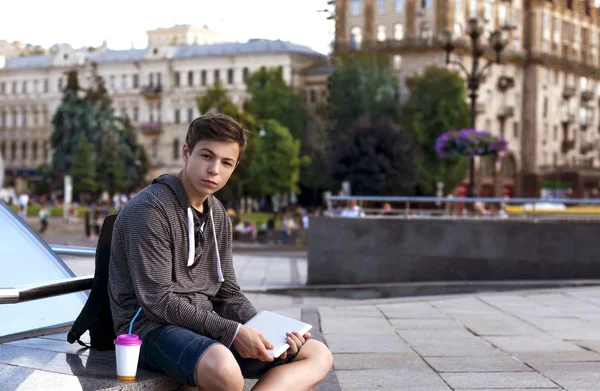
114, 334, 142, 346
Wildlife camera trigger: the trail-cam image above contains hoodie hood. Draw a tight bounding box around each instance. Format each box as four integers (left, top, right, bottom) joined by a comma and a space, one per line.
152, 174, 224, 282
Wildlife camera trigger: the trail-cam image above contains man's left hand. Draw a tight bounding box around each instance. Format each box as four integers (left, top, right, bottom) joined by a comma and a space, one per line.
279, 331, 311, 360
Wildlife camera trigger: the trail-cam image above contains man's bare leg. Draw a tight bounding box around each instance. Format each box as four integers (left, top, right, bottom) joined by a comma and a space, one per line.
195, 344, 245, 391
251, 339, 333, 391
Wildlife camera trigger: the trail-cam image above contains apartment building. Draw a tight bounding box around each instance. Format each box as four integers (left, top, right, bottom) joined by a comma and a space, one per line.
333, 0, 600, 197
0, 25, 325, 183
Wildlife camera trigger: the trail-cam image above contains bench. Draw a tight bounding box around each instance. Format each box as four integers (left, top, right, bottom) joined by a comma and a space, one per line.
0, 329, 257, 391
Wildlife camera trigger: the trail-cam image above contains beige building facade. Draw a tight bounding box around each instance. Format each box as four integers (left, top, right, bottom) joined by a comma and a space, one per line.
334, 0, 600, 197
0, 27, 325, 184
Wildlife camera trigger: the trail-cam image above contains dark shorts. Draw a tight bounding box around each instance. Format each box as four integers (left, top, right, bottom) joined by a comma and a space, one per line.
138, 324, 299, 387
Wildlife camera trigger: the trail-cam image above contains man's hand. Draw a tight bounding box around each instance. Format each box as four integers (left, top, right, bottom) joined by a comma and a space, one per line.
233, 325, 275, 362
279, 331, 311, 360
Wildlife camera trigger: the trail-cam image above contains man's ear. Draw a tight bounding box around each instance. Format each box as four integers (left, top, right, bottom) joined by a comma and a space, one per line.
182, 144, 190, 162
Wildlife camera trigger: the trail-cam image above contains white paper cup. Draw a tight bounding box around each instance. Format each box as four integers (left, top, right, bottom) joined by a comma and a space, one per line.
114, 334, 142, 381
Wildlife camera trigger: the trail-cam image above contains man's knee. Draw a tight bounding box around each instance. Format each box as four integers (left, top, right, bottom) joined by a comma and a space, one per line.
196, 344, 244, 391
300, 339, 334, 374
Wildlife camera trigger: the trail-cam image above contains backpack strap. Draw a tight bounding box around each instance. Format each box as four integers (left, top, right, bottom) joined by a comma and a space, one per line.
76, 339, 91, 349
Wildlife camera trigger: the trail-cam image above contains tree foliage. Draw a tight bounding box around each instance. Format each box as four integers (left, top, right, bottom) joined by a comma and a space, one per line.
327, 53, 399, 143
70, 134, 96, 197
401, 65, 471, 195
245, 67, 306, 140
329, 117, 415, 196
49, 66, 148, 199
246, 119, 306, 198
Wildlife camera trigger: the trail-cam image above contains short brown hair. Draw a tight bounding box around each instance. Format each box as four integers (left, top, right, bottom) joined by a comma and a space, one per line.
186, 113, 247, 160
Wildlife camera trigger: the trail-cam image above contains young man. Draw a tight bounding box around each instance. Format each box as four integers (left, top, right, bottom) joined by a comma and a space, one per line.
108, 114, 332, 391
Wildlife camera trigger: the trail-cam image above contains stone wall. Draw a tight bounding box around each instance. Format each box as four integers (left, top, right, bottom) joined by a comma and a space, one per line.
307, 217, 600, 285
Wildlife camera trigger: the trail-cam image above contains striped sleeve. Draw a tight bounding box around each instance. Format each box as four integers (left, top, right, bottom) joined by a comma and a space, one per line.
213, 213, 258, 325
121, 202, 240, 346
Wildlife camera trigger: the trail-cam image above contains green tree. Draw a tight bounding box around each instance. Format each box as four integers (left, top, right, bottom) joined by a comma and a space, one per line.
402, 65, 470, 195
245, 67, 306, 140
50, 70, 94, 182
327, 52, 399, 143
246, 119, 306, 198
70, 134, 96, 198
329, 117, 415, 195
117, 116, 149, 192
196, 81, 257, 201
96, 130, 126, 196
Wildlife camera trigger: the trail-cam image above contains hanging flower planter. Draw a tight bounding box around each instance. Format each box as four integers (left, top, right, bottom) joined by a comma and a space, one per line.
435, 129, 508, 159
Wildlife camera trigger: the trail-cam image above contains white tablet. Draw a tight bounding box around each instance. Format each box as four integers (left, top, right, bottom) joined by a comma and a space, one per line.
244, 310, 313, 358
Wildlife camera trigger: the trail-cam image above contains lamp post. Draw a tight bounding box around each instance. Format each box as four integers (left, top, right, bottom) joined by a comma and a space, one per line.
439, 19, 508, 197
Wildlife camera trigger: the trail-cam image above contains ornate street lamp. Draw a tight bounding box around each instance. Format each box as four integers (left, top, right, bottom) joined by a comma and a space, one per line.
439, 19, 509, 197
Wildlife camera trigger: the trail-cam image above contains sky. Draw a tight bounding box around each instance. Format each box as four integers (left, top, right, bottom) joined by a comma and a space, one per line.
1, 0, 335, 54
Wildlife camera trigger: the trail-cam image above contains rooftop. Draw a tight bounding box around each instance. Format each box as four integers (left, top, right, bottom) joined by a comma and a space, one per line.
2, 39, 325, 71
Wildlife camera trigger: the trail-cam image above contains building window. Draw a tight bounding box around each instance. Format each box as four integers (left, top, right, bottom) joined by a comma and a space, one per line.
11, 111, 16, 128
227, 68, 234, 84
173, 139, 180, 160
378, 0, 386, 13
22, 111, 27, 128
156, 73, 162, 86
43, 141, 48, 161
454, 23, 462, 38
393, 55, 402, 70
513, 122, 519, 138
377, 25, 386, 41
553, 125, 558, 141
351, 0, 362, 15
133, 107, 139, 123
214, 70, 220, 84
22, 81, 28, 94
11, 141, 16, 161
484, 119, 491, 131
120, 108, 127, 119
394, 24, 404, 40
187, 108, 194, 123
32, 141, 38, 161
469, 0, 477, 18
21, 141, 27, 160
350, 27, 363, 49
33, 80, 39, 93
121, 75, 127, 89
580, 76, 587, 91
201, 70, 207, 86
133, 74, 139, 88
188, 71, 194, 87
484, 0, 492, 20
58, 78, 63, 91
109, 76, 115, 90
421, 0, 432, 9
43, 79, 49, 93
0, 82, 4, 94
149, 73, 154, 86
455, 0, 462, 14
0, 111, 5, 128
0, 143, 4, 159
395, 0, 403, 12
543, 96, 548, 117
174, 109, 181, 124
420, 22, 432, 40
174, 72, 180, 87
498, 4, 506, 26
243, 67, 249, 83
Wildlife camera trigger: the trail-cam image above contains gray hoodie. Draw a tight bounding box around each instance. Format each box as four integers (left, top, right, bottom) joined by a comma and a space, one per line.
108, 174, 257, 347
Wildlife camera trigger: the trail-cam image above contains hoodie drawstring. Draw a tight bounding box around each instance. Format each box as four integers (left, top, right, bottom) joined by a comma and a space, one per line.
186, 206, 224, 282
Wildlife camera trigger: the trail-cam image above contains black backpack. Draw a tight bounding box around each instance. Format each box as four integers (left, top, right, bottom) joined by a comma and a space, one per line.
67, 213, 118, 351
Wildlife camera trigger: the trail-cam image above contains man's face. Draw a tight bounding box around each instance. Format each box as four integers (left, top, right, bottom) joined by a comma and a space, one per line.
182, 139, 240, 198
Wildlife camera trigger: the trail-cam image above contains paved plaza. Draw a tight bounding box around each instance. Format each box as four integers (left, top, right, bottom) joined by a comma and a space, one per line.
3, 251, 600, 390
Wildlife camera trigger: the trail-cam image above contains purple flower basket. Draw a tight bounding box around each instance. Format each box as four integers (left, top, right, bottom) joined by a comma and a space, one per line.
435, 129, 508, 160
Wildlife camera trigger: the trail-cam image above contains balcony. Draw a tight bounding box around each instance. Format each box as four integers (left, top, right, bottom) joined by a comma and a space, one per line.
140, 84, 163, 100
580, 141, 595, 154
561, 114, 576, 125
475, 103, 486, 114
139, 121, 163, 135
563, 86, 576, 99
581, 89, 594, 102
561, 139, 576, 153
497, 106, 514, 120
496, 76, 515, 92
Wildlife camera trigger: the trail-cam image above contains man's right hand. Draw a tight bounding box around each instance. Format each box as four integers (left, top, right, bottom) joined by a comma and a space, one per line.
233, 325, 275, 362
